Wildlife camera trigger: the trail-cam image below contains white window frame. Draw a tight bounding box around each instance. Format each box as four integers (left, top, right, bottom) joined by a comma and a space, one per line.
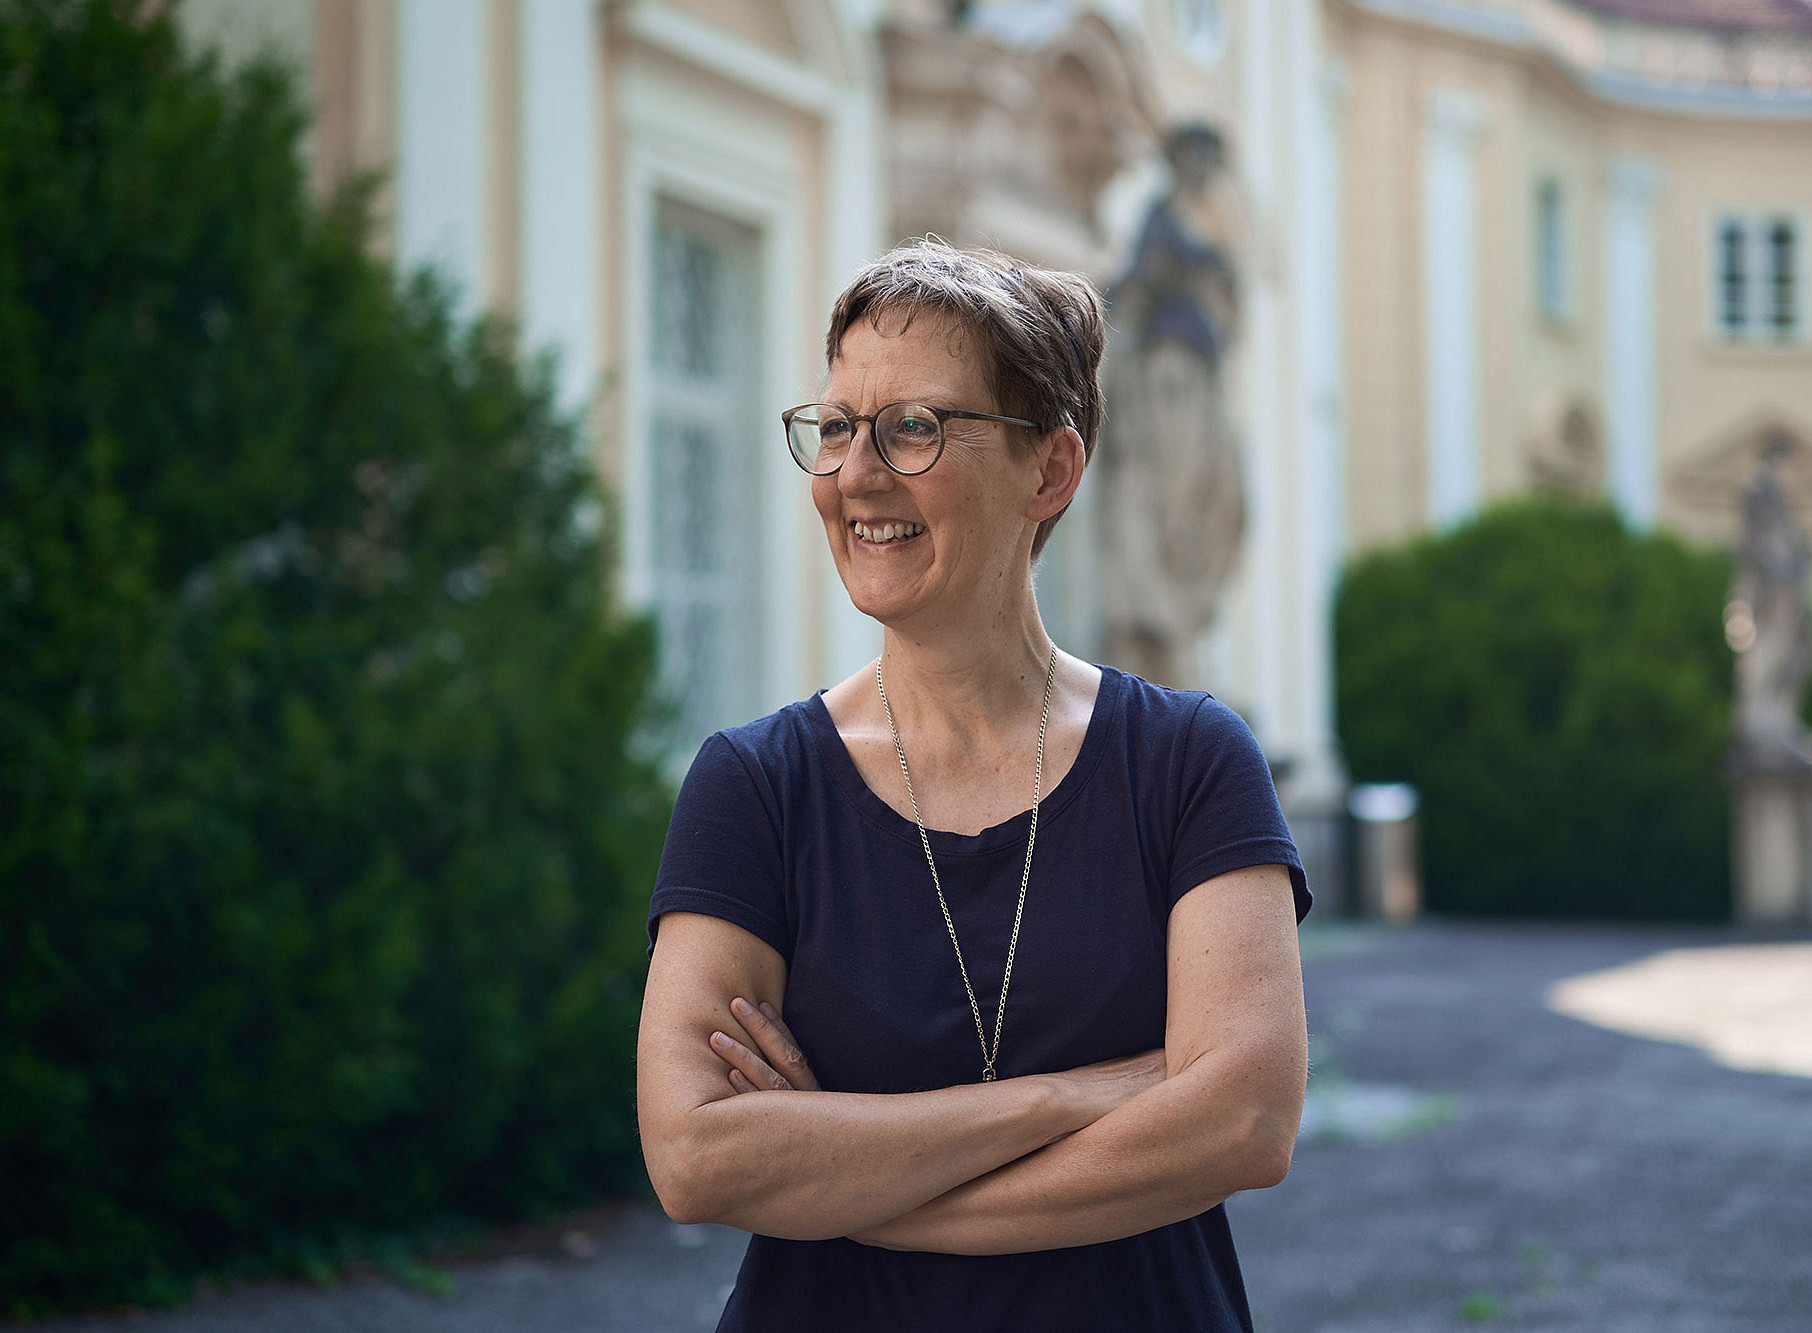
619, 75, 807, 748
1710, 211, 1807, 344
644, 199, 766, 747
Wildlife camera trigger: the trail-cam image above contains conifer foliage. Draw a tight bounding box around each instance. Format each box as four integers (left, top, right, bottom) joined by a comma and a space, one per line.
0, 0, 670, 1311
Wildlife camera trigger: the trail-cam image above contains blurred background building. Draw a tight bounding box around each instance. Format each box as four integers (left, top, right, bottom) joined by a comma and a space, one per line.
173, 0, 1812, 868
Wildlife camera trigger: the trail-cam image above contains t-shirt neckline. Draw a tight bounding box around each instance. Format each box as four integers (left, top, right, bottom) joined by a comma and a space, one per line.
802, 662, 1123, 857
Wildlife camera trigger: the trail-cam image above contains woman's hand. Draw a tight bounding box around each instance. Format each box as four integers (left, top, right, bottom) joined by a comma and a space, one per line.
711, 996, 1164, 1112
711, 1000, 1164, 1122
710, 996, 821, 1093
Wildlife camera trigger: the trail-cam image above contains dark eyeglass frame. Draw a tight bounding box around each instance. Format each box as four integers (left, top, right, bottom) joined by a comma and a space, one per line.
781, 400, 1044, 477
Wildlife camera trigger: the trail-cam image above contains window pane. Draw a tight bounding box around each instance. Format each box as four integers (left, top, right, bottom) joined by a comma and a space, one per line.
1769, 219, 1797, 336
1719, 220, 1748, 335
1537, 180, 1564, 318
648, 199, 764, 751
654, 227, 723, 377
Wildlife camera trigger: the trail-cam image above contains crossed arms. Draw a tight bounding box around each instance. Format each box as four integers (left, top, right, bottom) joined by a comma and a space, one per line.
635, 863, 1307, 1256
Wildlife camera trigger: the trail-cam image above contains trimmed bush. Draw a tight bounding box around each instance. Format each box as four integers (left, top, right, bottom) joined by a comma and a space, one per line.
0, 0, 669, 1314
1335, 500, 1732, 920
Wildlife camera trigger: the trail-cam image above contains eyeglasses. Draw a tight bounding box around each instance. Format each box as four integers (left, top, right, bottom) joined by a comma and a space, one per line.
781, 400, 1042, 477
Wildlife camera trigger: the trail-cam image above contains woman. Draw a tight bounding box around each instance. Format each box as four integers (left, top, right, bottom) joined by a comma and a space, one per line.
637, 239, 1310, 1332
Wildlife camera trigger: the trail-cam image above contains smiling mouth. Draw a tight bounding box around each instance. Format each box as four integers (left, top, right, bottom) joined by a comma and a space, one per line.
852, 520, 926, 546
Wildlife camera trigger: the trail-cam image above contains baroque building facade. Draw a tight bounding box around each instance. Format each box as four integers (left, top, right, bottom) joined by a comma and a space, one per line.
173, 0, 1812, 892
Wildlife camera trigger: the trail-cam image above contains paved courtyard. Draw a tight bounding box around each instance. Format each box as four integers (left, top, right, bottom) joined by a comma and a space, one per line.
27, 921, 1812, 1332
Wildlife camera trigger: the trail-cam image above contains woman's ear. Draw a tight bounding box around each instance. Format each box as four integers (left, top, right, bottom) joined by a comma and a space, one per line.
1027, 426, 1087, 523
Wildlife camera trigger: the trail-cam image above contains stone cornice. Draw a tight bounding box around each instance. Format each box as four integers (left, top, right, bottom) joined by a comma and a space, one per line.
1338, 0, 1812, 116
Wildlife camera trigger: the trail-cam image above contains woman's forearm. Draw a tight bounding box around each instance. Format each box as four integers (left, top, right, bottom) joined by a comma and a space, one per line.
850, 1046, 1302, 1255
659, 1073, 1082, 1240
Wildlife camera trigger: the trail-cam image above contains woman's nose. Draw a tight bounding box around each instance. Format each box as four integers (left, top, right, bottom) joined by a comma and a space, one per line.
838, 419, 894, 494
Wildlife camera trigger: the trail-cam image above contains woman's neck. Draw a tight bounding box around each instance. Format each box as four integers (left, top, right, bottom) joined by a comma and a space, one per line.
875, 595, 1056, 751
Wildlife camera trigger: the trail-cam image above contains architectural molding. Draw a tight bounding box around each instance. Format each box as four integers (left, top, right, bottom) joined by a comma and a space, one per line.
884, 12, 1156, 278
1584, 68, 1812, 121
1342, 0, 1812, 120
1349, 0, 1530, 47
623, 1, 840, 113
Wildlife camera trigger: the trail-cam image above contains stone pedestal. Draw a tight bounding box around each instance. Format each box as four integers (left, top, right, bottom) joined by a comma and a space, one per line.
1732, 773, 1812, 925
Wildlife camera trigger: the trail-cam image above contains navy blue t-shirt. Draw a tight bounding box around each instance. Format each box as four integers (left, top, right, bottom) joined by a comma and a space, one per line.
647, 664, 1310, 1333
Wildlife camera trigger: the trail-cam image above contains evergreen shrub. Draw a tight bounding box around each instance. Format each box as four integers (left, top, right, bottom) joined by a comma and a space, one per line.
0, 0, 670, 1313
1334, 500, 1732, 920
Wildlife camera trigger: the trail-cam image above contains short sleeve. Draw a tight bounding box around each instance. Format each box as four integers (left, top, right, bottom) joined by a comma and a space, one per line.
646, 731, 792, 961
1168, 697, 1312, 923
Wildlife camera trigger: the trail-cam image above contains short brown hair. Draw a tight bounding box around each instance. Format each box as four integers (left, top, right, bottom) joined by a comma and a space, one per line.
823, 237, 1105, 561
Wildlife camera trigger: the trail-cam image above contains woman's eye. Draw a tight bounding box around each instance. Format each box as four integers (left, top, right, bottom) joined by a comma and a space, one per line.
894, 414, 936, 439
819, 419, 853, 443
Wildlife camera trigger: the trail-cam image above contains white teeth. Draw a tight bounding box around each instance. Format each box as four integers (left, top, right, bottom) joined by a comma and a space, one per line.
854, 521, 924, 544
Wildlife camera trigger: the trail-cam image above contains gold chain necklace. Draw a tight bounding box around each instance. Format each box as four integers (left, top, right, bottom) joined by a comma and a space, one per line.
876, 643, 1058, 1083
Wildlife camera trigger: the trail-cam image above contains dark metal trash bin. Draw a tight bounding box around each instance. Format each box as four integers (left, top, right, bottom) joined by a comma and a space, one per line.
1348, 783, 1420, 921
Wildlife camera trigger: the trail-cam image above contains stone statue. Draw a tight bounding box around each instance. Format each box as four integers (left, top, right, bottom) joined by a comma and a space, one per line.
1098, 123, 1246, 687
1728, 435, 1812, 773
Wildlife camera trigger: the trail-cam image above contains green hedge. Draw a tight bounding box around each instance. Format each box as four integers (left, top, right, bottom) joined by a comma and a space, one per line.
0, 1, 670, 1314
1334, 500, 1732, 920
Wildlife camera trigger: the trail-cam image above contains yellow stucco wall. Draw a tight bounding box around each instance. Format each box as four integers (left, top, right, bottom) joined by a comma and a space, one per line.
1332, 0, 1812, 556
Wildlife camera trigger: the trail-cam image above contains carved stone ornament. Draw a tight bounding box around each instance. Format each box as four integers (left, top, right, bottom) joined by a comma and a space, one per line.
1727, 432, 1812, 777
1528, 395, 1605, 499
1097, 122, 1247, 687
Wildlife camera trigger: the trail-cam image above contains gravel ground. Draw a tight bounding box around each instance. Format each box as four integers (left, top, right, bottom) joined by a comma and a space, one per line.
1236, 921, 1812, 1332
23, 920, 1812, 1332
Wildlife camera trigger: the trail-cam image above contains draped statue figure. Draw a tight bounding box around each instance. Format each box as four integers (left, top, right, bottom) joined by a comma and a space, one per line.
1729, 435, 1812, 773
1099, 123, 1246, 688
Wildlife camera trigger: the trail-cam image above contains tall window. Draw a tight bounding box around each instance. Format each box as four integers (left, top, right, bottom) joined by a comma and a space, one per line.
1536, 177, 1567, 320
648, 199, 765, 750
1716, 213, 1802, 341
1720, 219, 1750, 335
1770, 219, 1798, 336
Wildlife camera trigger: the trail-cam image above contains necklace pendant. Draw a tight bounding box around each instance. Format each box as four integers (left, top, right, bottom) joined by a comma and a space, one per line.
879, 644, 1056, 1103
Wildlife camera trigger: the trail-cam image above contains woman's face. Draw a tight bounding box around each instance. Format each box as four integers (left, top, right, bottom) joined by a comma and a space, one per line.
812, 310, 1045, 631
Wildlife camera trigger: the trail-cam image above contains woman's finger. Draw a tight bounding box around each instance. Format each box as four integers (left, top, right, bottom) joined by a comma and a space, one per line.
709, 1029, 792, 1091
732, 997, 821, 1092
728, 1068, 759, 1095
